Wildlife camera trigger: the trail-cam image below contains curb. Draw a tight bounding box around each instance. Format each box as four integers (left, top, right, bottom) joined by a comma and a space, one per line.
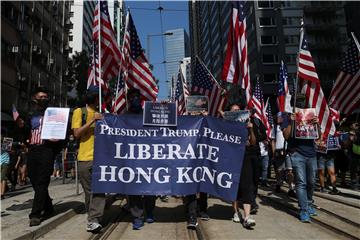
13, 202, 85, 240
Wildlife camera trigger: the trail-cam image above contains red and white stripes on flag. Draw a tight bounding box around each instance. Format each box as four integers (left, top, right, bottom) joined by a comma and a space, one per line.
297, 29, 335, 139
121, 11, 158, 102
174, 70, 190, 115
111, 73, 127, 114
193, 58, 226, 117
87, 0, 122, 90
329, 33, 360, 115
252, 80, 271, 139
30, 117, 43, 145
222, 1, 251, 106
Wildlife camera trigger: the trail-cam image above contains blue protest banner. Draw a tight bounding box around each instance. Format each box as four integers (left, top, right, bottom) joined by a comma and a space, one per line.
91, 114, 247, 201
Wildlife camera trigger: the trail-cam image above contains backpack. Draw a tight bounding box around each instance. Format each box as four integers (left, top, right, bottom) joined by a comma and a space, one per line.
80, 107, 88, 126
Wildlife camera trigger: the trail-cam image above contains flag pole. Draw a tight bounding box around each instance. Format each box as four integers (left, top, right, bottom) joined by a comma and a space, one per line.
351, 32, 360, 52
98, 0, 102, 113
123, 10, 130, 111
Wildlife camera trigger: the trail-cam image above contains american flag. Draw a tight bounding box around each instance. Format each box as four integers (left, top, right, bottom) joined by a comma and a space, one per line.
87, 0, 122, 90
30, 116, 43, 145
175, 70, 189, 115
329, 34, 360, 115
111, 73, 126, 114
265, 98, 274, 139
192, 58, 226, 117
277, 61, 292, 113
12, 104, 19, 121
252, 79, 271, 139
222, 1, 251, 106
122, 11, 158, 102
298, 29, 335, 139
327, 135, 340, 150
46, 109, 66, 122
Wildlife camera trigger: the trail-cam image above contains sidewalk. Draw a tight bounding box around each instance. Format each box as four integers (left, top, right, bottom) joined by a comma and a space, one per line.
1, 180, 84, 240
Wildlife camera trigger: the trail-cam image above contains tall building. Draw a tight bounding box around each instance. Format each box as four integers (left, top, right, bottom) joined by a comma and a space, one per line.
165, 28, 190, 88
69, 0, 96, 54
189, 1, 348, 109
1, 1, 73, 116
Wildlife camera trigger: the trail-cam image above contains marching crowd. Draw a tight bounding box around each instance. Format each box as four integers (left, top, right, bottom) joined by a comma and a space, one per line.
1, 86, 359, 233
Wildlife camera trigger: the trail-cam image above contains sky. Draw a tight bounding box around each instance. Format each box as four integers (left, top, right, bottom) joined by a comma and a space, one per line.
71, 0, 189, 100
124, 1, 189, 99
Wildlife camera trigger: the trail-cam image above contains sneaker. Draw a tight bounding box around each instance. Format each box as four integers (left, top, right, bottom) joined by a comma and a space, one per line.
242, 217, 256, 228
319, 187, 328, 193
299, 210, 311, 223
250, 204, 258, 215
308, 206, 317, 216
232, 212, 240, 223
29, 217, 41, 227
288, 189, 296, 198
329, 188, 340, 195
146, 213, 155, 224
199, 211, 210, 221
86, 222, 102, 233
187, 216, 198, 229
160, 195, 169, 202
132, 219, 144, 230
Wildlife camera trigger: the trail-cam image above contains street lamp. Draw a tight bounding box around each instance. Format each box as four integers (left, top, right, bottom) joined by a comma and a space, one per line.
146, 32, 173, 61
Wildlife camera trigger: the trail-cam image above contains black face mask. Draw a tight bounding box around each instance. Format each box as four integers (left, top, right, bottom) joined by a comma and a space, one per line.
129, 97, 142, 113
36, 99, 49, 109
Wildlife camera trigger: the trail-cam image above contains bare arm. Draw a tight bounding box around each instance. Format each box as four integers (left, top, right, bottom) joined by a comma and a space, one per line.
73, 112, 103, 139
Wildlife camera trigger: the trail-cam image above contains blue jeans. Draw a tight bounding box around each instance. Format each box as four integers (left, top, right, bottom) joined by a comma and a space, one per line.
260, 155, 269, 182
290, 152, 317, 211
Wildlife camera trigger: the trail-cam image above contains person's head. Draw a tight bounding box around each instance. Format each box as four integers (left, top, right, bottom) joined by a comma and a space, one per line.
32, 86, 49, 110
69, 134, 75, 141
127, 88, 141, 113
229, 103, 241, 112
85, 85, 100, 107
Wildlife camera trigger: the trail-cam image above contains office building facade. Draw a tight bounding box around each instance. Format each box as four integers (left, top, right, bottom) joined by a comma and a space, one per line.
1, 1, 73, 115
189, 1, 348, 108
165, 28, 190, 87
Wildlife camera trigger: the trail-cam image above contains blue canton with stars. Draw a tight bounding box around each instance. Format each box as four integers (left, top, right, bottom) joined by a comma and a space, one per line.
175, 72, 184, 100
193, 59, 213, 91
254, 79, 264, 104
278, 61, 288, 96
232, 1, 246, 21
127, 14, 143, 60
341, 37, 359, 75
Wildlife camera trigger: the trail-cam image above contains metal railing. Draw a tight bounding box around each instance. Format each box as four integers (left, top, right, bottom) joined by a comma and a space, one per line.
61, 150, 80, 195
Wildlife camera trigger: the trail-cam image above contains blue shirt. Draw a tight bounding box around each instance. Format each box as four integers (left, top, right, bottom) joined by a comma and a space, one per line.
0, 151, 10, 165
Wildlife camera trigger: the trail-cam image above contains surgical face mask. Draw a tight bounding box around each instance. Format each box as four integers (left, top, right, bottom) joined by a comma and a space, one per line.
69, 137, 74, 141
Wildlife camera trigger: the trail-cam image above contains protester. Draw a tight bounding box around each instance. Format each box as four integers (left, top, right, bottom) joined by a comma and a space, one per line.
317, 150, 340, 194
350, 122, 360, 189
125, 88, 157, 230
282, 112, 320, 222
64, 134, 78, 179
71, 86, 104, 233
273, 113, 295, 197
221, 103, 257, 228
17, 86, 63, 226
259, 140, 270, 187
53, 152, 63, 178
1, 136, 10, 200
184, 110, 210, 229
17, 145, 28, 185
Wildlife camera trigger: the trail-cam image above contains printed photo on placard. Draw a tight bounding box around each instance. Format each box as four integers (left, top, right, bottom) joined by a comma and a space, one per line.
223, 110, 250, 123
294, 108, 319, 139
186, 96, 209, 113
315, 139, 327, 154
327, 135, 340, 150
2, 137, 13, 151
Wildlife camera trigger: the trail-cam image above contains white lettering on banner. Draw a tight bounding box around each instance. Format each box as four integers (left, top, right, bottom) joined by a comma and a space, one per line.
97, 166, 233, 189
114, 143, 219, 162
202, 127, 242, 144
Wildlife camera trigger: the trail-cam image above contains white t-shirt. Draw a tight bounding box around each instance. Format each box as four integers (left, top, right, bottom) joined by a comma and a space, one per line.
259, 141, 268, 156
275, 125, 286, 150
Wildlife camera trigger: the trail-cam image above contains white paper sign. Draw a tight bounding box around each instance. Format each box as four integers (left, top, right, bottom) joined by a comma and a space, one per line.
41, 107, 70, 140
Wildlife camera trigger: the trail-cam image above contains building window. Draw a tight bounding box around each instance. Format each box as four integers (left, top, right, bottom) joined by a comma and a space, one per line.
284, 35, 299, 45
260, 36, 277, 45
263, 73, 277, 83
259, 17, 276, 27
257, 1, 274, 9
281, 1, 292, 8
285, 54, 297, 64
282, 17, 301, 26
262, 54, 279, 63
